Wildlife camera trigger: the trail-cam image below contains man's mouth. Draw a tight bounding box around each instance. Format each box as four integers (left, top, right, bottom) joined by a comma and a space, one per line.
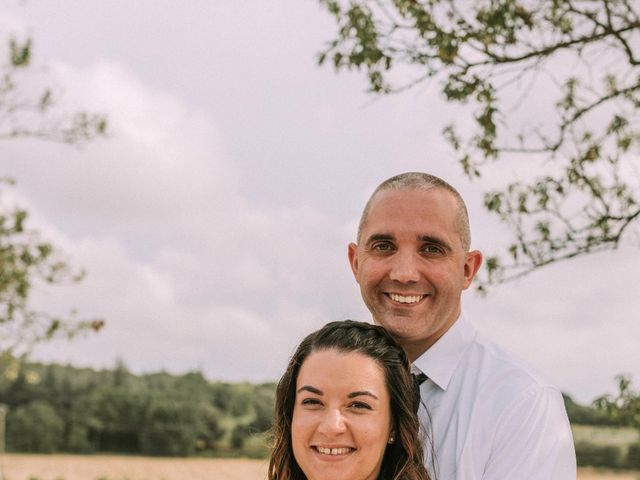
388, 293, 425, 304
315, 446, 354, 456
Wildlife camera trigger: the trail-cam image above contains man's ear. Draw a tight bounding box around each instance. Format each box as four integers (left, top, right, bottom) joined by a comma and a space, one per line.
348, 242, 359, 279
462, 250, 483, 290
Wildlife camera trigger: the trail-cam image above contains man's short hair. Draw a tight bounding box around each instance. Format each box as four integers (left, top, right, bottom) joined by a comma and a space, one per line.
357, 172, 471, 251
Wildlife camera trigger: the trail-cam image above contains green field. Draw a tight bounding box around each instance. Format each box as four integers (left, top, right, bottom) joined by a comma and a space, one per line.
573, 425, 639, 447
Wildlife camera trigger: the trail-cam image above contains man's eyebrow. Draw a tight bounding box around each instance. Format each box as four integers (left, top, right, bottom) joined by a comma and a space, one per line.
419, 235, 453, 252
348, 390, 379, 400
364, 233, 394, 244
297, 385, 322, 395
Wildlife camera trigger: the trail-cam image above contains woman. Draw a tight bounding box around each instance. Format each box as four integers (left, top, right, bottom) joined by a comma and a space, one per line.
269, 320, 430, 480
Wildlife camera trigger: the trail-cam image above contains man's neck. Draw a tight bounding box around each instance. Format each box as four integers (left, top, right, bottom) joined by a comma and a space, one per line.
404, 341, 430, 363
403, 314, 462, 362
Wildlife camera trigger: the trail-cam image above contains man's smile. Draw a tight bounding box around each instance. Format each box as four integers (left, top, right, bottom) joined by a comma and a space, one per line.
387, 293, 425, 304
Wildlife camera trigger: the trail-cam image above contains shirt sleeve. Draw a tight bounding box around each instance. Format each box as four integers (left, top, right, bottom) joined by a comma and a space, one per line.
482, 385, 577, 480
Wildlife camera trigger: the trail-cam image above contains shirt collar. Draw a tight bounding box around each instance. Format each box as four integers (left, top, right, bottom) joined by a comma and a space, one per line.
412, 312, 476, 391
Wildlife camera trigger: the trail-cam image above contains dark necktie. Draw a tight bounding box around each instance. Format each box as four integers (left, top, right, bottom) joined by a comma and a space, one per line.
412, 372, 428, 413
413, 372, 428, 386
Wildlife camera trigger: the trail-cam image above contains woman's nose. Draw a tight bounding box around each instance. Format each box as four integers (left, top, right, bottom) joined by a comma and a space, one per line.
317, 408, 346, 435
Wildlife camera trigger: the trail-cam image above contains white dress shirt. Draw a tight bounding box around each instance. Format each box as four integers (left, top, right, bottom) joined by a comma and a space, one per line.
413, 313, 576, 480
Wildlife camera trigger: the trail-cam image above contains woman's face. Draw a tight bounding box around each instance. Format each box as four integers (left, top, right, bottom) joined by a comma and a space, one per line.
291, 348, 392, 480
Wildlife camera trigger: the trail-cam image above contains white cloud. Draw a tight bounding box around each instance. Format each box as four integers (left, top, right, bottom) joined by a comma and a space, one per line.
4, 53, 359, 385
1, 1, 638, 405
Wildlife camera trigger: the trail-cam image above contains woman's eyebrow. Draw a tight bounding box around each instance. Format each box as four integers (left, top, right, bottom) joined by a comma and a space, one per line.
297, 385, 322, 395
348, 390, 378, 400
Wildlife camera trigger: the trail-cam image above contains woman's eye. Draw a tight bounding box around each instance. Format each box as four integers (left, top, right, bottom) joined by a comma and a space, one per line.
301, 398, 321, 407
349, 401, 372, 410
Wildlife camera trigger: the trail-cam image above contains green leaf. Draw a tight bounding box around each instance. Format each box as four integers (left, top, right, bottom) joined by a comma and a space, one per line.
13, 210, 28, 233
9, 38, 31, 67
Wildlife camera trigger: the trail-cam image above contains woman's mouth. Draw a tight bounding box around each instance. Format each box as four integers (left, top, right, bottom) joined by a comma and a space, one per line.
314, 446, 354, 456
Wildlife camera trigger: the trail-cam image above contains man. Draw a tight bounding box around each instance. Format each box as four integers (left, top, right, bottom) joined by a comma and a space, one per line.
348, 172, 576, 479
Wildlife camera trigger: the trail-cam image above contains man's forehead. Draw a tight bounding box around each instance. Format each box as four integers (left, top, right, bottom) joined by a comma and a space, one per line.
360, 188, 461, 241
367, 187, 457, 217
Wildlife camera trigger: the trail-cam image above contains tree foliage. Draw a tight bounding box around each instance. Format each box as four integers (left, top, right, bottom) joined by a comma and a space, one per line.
1, 37, 107, 143
0, 359, 269, 456
0, 179, 103, 355
594, 375, 640, 429
0, 356, 622, 458
318, 0, 640, 287
563, 392, 622, 426
6, 400, 64, 453
1, 36, 106, 356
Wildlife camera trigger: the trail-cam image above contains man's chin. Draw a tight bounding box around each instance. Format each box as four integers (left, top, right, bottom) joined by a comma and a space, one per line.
374, 315, 425, 336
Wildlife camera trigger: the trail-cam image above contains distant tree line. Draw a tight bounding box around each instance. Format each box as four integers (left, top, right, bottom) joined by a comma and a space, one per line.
0, 358, 274, 456
0, 357, 631, 458
563, 393, 627, 427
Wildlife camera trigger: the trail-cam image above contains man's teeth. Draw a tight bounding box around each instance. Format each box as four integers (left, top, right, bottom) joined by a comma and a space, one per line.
316, 447, 352, 455
389, 293, 424, 304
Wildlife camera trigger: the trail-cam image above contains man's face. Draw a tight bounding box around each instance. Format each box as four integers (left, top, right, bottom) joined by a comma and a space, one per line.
348, 188, 482, 359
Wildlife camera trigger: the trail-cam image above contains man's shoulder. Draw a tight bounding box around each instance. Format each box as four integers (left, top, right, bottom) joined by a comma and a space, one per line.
445, 330, 568, 437
465, 331, 561, 399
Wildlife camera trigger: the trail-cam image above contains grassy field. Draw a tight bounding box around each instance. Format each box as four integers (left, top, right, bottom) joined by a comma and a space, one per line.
1, 454, 639, 480
0, 454, 268, 480
573, 425, 640, 446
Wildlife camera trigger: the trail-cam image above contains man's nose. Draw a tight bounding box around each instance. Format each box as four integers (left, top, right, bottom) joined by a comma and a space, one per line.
389, 250, 421, 283
317, 409, 347, 435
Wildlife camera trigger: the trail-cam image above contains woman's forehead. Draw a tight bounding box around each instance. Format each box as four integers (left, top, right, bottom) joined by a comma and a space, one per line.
297, 349, 387, 393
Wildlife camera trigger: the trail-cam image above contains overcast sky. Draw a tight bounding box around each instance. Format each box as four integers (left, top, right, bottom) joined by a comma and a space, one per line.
1, 1, 638, 404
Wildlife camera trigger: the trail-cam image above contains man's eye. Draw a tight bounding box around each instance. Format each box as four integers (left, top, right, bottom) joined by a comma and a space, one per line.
422, 245, 443, 255
371, 242, 394, 252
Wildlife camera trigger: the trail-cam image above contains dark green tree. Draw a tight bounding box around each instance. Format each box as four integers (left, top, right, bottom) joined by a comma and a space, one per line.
66, 394, 102, 453
594, 376, 640, 466
88, 387, 147, 453
0, 359, 271, 456
249, 383, 276, 432
1, 36, 106, 360
6, 400, 64, 452
195, 403, 225, 451
563, 393, 621, 426
211, 382, 234, 411
229, 385, 253, 417
318, 0, 640, 288
230, 423, 251, 450
140, 398, 201, 456
594, 376, 640, 429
